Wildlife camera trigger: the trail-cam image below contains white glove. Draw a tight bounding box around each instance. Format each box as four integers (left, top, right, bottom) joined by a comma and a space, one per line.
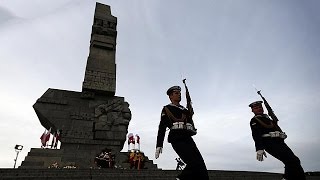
280, 132, 287, 139
155, 147, 163, 159
256, 150, 267, 161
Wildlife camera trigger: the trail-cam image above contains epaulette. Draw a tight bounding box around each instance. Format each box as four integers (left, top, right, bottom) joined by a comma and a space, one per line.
251, 122, 257, 126
161, 106, 166, 116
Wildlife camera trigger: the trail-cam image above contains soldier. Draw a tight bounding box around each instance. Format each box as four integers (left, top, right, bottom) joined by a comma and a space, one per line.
155, 86, 209, 180
249, 101, 306, 180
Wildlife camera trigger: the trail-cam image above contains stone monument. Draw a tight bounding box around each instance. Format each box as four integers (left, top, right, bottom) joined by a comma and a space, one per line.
20, 2, 156, 169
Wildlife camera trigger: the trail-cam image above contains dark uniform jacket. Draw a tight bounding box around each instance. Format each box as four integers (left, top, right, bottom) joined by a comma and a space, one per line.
250, 114, 283, 151
156, 103, 192, 148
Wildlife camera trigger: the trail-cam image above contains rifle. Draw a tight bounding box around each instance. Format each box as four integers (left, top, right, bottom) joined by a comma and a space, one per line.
256, 90, 282, 132
182, 79, 197, 135
182, 78, 194, 117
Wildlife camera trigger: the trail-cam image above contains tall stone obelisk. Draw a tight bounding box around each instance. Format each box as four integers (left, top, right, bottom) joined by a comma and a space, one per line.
82, 2, 117, 95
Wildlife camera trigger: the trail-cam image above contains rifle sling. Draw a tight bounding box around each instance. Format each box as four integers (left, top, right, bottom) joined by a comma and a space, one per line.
254, 117, 275, 129
164, 107, 186, 123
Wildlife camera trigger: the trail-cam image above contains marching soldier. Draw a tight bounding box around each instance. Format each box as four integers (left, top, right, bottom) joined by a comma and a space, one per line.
155, 85, 209, 180
249, 101, 306, 180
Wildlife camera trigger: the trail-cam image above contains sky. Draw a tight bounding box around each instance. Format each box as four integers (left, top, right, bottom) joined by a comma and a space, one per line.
0, 0, 319, 173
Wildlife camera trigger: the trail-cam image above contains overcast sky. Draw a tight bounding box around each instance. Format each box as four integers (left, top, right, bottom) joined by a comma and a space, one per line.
0, 0, 319, 173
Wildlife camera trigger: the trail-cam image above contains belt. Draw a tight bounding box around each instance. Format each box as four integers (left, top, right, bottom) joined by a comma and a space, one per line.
171, 122, 186, 130
171, 122, 195, 130
262, 131, 287, 139
171, 122, 197, 135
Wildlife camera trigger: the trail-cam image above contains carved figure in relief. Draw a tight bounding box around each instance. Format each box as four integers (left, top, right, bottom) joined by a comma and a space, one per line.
94, 99, 131, 131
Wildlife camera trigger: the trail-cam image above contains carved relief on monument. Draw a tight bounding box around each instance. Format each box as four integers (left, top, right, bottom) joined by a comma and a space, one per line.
37, 97, 68, 105
83, 70, 116, 92
92, 18, 117, 36
62, 129, 93, 139
70, 112, 95, 121
94, 98, 131, 132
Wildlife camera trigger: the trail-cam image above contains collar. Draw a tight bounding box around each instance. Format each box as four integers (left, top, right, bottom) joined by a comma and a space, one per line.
254, 114, 270, 119
168, 103, 186, 110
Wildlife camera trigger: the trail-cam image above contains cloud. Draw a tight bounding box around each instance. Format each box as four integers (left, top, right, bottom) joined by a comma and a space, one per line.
0, 6, 20, 27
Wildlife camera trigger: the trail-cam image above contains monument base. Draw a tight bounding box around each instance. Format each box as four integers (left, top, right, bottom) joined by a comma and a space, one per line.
20, 148, 158, 170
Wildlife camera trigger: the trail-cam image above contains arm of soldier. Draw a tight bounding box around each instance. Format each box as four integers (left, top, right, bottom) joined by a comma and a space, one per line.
250, 118, 267, 161
250, 118, 265, 151
155, 108, 170, 159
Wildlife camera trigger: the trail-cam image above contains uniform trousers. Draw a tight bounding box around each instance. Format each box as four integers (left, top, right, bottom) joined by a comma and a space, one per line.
264, 138, 305, 180
171, 137, 209, 180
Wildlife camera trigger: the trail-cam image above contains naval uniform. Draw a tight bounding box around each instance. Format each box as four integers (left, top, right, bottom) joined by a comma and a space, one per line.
156, 103, 209, 180
250, 114, 306, 180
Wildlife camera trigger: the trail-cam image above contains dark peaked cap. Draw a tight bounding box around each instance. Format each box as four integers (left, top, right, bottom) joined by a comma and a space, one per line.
249, 101, 263, 107
167, 86, 181, 95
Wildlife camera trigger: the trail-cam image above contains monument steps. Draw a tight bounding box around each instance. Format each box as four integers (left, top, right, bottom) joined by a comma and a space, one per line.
20, 148, 158, 170
1, 169, 319, 179
0, 169, 285, 180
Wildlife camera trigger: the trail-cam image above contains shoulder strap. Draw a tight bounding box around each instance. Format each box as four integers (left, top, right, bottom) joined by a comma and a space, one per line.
164, 107, 186, 122
254, 117, 275, 128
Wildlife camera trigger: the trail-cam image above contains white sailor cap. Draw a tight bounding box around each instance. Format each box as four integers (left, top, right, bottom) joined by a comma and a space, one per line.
166, 86, 181, 95
248, 101, 263, 107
